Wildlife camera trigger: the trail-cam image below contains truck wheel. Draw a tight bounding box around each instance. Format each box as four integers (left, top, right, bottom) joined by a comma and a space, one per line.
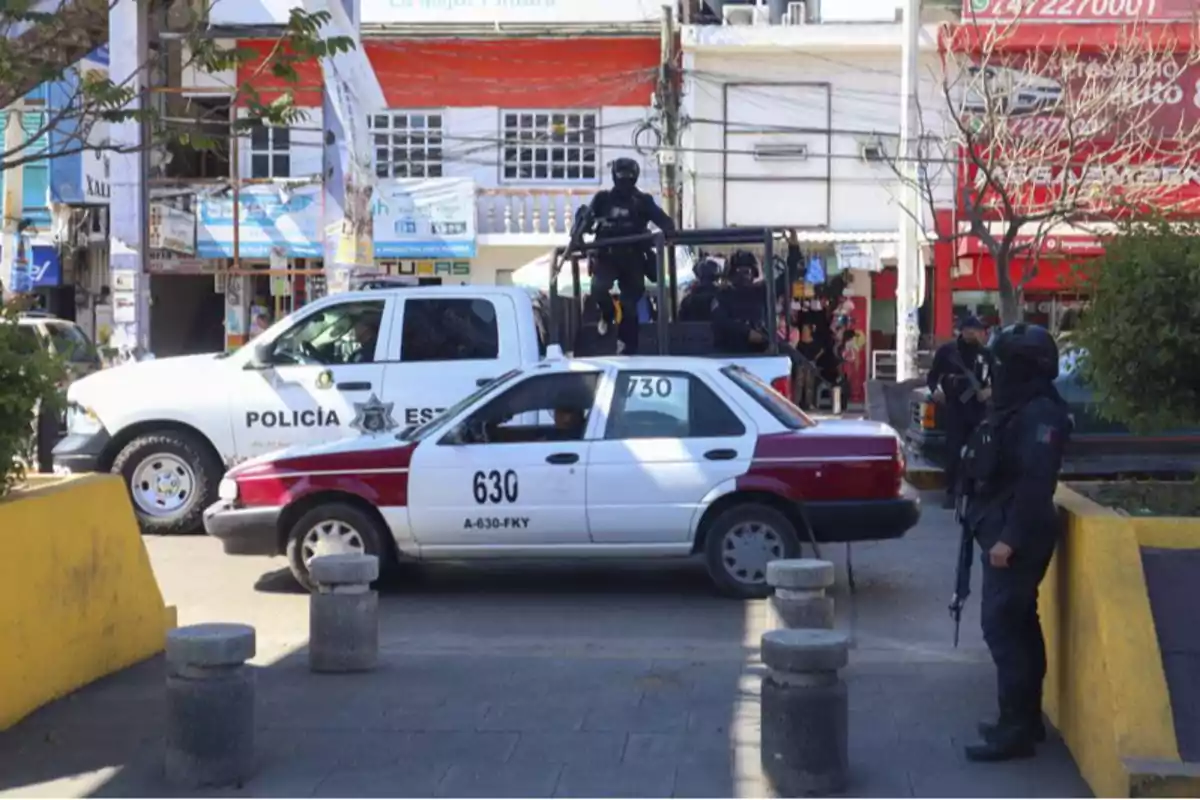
703, 502, 800, 599
113, 431, 222, 536
285, 502, 388, 593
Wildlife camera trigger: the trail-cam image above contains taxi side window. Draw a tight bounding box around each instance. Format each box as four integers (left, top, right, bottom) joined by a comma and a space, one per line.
606, 372, 746, 440
454, 372, 600, 445
401, 298, 499, 362
270, 301, 384, 366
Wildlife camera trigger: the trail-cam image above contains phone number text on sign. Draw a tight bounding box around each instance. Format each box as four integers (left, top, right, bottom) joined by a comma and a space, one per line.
968, 0, 1189, 20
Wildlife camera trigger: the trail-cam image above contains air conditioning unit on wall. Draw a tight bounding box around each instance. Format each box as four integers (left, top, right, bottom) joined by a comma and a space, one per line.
723, 3, 769, 24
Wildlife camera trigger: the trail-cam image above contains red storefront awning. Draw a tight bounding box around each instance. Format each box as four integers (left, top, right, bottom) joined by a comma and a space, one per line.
953, 245, 1095, 292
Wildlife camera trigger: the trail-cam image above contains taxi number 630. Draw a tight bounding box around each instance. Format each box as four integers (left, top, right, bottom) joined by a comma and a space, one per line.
473, 469, 519, 504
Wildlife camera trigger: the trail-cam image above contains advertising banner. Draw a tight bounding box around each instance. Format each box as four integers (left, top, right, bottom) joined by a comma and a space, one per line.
196, 185, 323, 258
373, 178, 477, 259
963, 0, 1198, 23
149, 203, 196, 255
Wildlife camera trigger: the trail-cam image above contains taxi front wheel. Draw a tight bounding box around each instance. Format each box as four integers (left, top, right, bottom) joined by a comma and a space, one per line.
703, 503, 800, 599
285, 502, 389, 593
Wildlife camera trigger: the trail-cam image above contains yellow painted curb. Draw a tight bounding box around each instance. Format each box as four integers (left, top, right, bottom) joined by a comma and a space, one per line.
0, 474, 174, 730
1044, 485, 1200, 797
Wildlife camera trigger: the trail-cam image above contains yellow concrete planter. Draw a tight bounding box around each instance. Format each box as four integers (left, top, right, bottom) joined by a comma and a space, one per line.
0, 474, 176, 730
1045, 485, 1200, 798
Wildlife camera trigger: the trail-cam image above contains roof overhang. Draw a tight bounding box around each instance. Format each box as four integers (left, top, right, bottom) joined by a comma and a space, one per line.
681, 22, 942, 54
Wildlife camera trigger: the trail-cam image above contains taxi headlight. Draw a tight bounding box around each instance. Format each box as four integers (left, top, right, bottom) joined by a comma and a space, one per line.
218, 478, 239, 502
66, 404, 102, 435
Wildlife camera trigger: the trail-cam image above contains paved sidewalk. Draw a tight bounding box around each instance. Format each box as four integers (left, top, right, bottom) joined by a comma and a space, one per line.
0, 498, 1090, 798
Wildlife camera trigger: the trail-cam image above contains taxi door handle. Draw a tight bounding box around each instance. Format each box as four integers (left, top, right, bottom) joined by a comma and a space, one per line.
337, 381, 372, 391
704, 449, 738, 461
546, 453, 579, 465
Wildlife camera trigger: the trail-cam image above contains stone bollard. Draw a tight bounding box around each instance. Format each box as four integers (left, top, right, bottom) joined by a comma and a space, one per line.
766, 558, 835, 630
165, 623, 256, 788
309, 553, 380, 673
760, 628, 850, 797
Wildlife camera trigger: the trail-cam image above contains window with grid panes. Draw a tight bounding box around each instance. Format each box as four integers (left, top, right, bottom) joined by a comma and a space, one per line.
370, 112, 443, 179
249, 122, 290, 178
501, 111, 598, 182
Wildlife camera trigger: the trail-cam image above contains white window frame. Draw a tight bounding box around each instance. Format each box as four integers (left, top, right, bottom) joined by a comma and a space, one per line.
500, 109, 600, 185
369, 110, 444, 180
248, 120, 290, 179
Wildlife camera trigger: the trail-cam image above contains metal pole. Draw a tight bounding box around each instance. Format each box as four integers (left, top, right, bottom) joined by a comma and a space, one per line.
655, 232, 669, 354
895, 0, 922, 382
1, 100, 27, 301
230, 104, 240, 273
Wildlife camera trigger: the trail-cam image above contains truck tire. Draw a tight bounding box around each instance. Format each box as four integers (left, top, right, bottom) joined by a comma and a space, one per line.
112, 430, 222, 536
285, 502, 389, 593
703, 502, 800, 599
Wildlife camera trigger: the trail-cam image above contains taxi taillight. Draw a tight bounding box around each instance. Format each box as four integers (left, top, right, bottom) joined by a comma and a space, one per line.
920, 402, 937, 430
893, 442, 906, 496
771, 375, 793, 401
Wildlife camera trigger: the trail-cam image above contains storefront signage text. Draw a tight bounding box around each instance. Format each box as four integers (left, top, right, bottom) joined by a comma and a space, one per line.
965, 0, 1194, 21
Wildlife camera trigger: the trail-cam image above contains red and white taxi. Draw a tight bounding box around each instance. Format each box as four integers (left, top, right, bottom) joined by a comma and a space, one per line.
203, 355, 920, 597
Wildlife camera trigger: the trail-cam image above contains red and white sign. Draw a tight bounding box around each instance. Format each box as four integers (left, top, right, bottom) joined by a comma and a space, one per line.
963, 0, 1198, 23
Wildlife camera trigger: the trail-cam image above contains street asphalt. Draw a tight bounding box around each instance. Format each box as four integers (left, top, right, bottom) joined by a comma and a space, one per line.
0, 494, 1091, 798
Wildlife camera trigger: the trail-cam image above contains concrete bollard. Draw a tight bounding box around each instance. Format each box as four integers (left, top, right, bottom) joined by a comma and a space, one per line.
309, 553, 380, 673
766, 558, 835, 630
760, 628, 850, 797
165, 623, 256, 788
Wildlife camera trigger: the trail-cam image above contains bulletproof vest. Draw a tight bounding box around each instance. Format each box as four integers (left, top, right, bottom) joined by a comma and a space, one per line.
959, 408, 1019, 494
593, 191, 646, 240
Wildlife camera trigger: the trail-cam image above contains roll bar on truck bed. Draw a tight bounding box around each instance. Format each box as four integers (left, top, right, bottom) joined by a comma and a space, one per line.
546, 227, 794, 357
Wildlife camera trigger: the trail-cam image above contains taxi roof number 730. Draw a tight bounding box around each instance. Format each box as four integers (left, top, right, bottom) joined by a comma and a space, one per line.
204, 355, 920, 597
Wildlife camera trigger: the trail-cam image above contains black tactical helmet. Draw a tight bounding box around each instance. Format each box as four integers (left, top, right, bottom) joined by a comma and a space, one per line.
988, 323, 1059, 381
611, 158, 640, 189
693, 258, 721, 283
728, 249, 759, 279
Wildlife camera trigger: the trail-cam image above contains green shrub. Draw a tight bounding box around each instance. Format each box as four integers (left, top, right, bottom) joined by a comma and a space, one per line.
1074, 216, 1200, 434
0, 300, 66, 496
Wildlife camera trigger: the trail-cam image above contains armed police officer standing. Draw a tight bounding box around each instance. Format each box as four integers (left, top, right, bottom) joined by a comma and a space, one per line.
928, 316, 993, 509
679, 258, 722, 322
958, 324, 1072, 762
710, 231, 802, 354
572, 157, 675, 355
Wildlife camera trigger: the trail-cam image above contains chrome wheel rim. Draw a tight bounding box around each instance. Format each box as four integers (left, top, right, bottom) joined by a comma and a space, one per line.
301, 520, 366, 566
130, 454, 196, 517
721, 521, 784, 585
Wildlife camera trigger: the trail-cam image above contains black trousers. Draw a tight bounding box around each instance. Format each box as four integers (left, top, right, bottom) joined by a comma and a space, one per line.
980, 542, 1055, 729
943, 404, 981, 497
592, 260, 646, 355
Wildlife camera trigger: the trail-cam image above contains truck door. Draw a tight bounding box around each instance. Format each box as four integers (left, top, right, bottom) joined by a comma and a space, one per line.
232, 297, 393, 460
381, 294, 526, 430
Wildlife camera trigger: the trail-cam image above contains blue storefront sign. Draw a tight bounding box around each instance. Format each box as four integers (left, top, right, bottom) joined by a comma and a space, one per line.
1, 244, 61, 289
196, 185, 323, 259
373, 178, 477, 259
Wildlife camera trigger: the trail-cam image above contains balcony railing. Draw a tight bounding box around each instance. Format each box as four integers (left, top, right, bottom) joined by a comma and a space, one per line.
476, 188, 596, 237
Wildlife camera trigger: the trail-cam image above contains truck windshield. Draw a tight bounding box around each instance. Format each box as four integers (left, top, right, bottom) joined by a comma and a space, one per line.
721, 365, 814, 430
397, 368, 524, 442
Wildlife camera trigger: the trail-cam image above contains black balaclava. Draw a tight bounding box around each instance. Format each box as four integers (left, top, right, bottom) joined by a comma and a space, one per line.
611, 158, 640, 196
729, 250, 757, 288
990, 348, 1064, 414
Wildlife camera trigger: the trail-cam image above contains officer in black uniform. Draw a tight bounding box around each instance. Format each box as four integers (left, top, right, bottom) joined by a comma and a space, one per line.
927, 316, 993, 508
678, 258, 722, 322
711, 250, 770, 353
578, 157, 675, 354
960, 323, 1072, 763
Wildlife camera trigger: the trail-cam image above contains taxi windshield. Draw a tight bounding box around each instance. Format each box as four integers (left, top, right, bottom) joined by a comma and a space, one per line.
397, 368, 523, 442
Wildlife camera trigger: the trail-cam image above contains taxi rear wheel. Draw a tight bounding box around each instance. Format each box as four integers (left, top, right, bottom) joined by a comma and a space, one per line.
285, 502, 388, 593
703, 503, 800, 599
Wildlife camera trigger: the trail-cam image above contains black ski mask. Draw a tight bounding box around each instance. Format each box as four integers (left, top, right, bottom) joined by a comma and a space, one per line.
729, 250, 758, 288
611, 158, 640, 196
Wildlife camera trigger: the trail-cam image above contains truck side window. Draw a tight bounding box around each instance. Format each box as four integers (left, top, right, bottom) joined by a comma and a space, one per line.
271, 301, 385, 366
401, 298, 499, 362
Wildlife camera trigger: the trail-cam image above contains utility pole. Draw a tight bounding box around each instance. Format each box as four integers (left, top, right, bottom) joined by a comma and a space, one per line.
1, 100, 27, 301
895, 0, 922, 382
658, 4, 680, 226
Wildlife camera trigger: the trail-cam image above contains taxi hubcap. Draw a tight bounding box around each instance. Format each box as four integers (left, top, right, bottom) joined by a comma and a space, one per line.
721, 521, 784, 585
301, 520, 365, 566
131, 454, 195, 517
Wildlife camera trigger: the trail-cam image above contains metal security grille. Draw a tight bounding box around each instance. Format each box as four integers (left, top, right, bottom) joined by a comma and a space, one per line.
370, 111, 444, 179
501, 110, 598, 182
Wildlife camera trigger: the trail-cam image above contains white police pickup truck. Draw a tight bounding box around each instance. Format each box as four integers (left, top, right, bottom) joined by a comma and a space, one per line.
53, 285, 795, 534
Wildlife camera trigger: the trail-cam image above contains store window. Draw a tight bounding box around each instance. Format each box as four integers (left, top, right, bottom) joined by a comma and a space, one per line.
249, 122, 290, 179
370, 111, 443, 179
501, 110, 598, 182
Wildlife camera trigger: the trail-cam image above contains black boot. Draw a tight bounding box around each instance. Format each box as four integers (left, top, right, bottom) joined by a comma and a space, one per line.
964, 722, 1037, 762
977, 717, 1046, 743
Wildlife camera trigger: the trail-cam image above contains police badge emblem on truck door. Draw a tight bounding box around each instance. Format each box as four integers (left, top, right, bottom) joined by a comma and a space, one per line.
350, 393, 398, 434
315, 369, 334, 390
